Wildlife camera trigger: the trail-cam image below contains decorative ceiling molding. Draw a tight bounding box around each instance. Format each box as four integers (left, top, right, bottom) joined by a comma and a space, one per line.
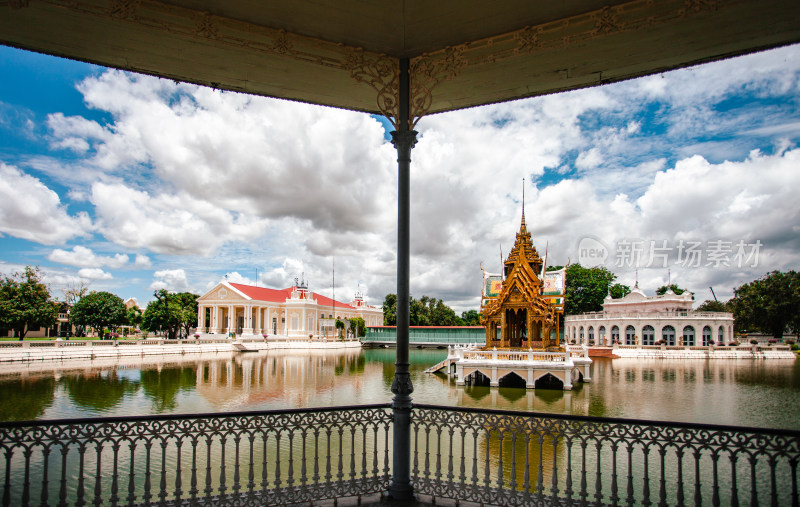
408, 0, 730, 120
0, 0, 761, 128
11, 0, 400, 120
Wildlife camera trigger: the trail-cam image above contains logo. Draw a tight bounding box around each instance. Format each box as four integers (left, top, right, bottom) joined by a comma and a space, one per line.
578, 236, 609, 266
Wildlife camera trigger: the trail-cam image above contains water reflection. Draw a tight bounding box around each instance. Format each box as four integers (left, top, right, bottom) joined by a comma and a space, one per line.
0, 377, 55, 421
0, 350, 796, 429
64, 372, 138, 412
140, 367, 196, 411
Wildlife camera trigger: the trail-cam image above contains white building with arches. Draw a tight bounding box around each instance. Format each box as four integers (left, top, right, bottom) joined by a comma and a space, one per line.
196, 280, 383, 339
565, 285, 734, 347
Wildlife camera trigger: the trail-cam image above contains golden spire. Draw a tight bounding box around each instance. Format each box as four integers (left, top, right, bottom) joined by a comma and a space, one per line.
520, 178, 527, 233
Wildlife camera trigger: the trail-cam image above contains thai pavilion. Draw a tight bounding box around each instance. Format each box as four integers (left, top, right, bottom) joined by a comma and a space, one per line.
196, 279, 382, 338
480, 208, 565, 350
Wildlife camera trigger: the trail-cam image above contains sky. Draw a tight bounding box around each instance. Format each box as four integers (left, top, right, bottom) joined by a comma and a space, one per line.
1, 44, 799, 313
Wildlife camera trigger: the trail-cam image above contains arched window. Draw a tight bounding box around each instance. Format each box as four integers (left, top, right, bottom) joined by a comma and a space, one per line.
718, 326, 725, 343
579, 327, 584, 344
662, 325, 675, 346
588, 326, 594, 344
598, 326, 606, 345
611, 325, 620, 344
625, 325, 635, 345
703, 326, 712, 346
642, 325, 655, 346
683, 326, 695, 346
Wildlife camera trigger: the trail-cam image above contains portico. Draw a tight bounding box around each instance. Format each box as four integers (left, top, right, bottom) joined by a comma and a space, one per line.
196, 280, 382, 338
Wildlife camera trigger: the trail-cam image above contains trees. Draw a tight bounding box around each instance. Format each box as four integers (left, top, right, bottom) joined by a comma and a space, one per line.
175, 292, 199, 338
69, 291, 127, 339
609, 283, 631, 299
143, 290, 180, 339
349, 316, 366, 338
126, 305, 143, 333
656, 284, 688, 295
382, 293, 463, 326
335, 318, 345, 339
460, 310, 481, 326
141, 290, 199, 339
564, 264, 624, 315
730, 270, 800, 338
382, 294, 397, 325
696, 300, 731, 312
0, 266, 58, 339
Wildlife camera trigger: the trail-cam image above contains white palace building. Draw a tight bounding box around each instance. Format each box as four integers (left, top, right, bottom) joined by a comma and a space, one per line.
565, 284, 735, 347
196, 279, 383, 339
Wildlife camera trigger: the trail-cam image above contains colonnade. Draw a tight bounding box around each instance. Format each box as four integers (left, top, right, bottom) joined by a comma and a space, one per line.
565, 320, 735, 346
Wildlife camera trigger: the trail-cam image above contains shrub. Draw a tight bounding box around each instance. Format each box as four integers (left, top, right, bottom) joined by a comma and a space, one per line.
728, 342, 738, 347
750, 339, 759, 345
657, 339, 666, 345
785, 339, 795, 346
708, 339, 715, 346
768, 338, 777, 344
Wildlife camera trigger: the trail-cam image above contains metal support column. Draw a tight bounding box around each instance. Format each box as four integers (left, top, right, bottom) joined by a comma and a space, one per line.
387, 57, 417, 501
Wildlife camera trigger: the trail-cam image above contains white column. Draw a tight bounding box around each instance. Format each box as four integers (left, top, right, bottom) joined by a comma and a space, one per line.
255, 306, 262, 335
265, 307, 271, 335
302, 306, 307, 335
197, 305, 204, 331
212, 305, 221, 333
243, 304, 254, 334
228, 305, 234, 334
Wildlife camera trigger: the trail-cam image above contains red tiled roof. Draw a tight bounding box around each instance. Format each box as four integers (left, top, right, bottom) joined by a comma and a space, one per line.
228, 283, 356, 309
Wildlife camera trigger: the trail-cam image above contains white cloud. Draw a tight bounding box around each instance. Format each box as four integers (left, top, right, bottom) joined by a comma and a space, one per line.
134, 254, 152, 269
48, 245, 129, 268
0, 163, 92, 244
150, 268, 191, 292
78, 267, 113, 280
90, 182, 271, 256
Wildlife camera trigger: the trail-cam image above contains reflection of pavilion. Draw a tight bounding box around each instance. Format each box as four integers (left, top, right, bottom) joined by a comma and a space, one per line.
428, 205, 592, 390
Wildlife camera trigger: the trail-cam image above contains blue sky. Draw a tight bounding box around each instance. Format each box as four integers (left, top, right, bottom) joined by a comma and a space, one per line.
1, 44, 799, 312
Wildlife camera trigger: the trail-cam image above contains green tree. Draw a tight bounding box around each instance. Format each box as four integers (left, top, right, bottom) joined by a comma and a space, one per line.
175, 292, 199, 338
382, 293, 397, 325
564, 264, 618, 315
126, 305, 143, 331
696, 299, 731, 312
350, 316, 366, 338
461, 310, 481, 326
609, 283, 631, 299
656, 284, 687, 295
382, 293, 463, 326
0, 266, 58, 340
730, 270, 800, 338
142, 289, 182, 339
69, 291, 127, 339
335, 318, 345, 339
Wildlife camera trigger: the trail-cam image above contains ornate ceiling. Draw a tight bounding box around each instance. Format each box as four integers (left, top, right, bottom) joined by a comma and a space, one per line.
2, 0, 799, 126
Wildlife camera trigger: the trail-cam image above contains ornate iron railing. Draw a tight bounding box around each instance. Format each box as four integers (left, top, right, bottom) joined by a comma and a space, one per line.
0, 405, 392, 506
1, 404, 798, 506
410, 404, 800, 506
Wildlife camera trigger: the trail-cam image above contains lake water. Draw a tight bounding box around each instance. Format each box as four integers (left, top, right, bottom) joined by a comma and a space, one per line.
2, 348, 798, 429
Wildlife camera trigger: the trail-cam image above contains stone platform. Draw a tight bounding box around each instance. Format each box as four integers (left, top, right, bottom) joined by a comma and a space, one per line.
427, 345, 592, 390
